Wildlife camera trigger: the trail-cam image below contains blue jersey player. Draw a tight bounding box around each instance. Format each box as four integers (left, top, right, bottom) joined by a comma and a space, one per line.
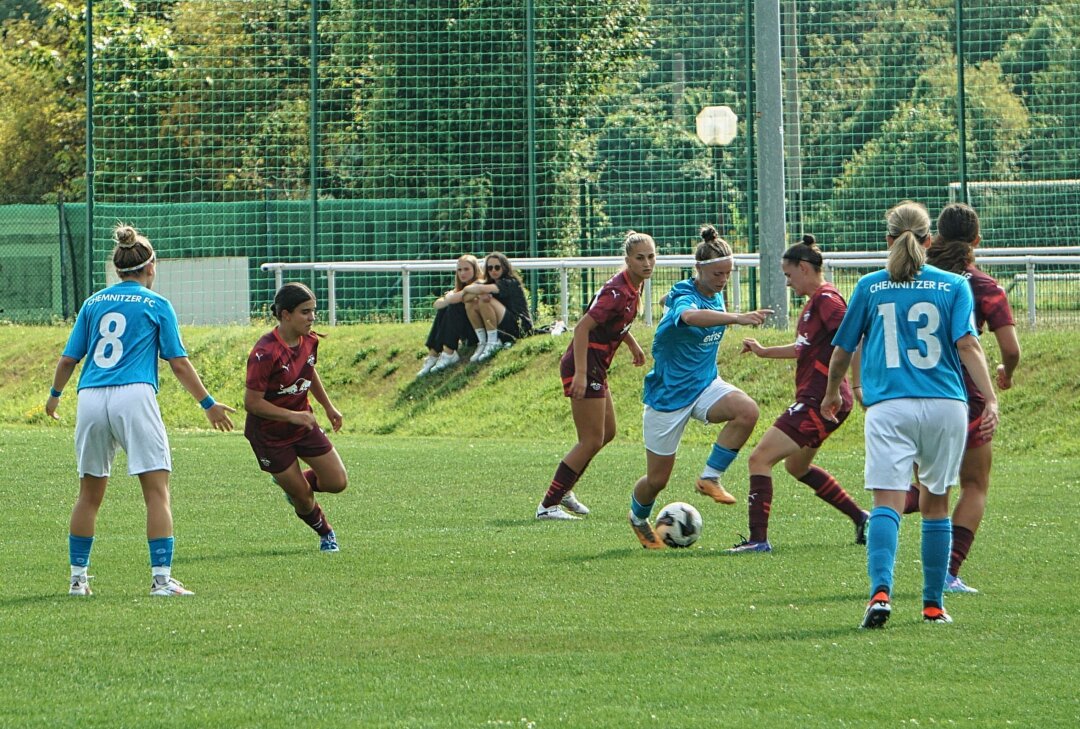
821, 201, 1000, 628
46, 224, 235, 597
628, 225, 772, 549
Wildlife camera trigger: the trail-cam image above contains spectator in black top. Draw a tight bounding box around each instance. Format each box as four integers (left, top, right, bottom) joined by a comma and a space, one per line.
463, 252, 533, 362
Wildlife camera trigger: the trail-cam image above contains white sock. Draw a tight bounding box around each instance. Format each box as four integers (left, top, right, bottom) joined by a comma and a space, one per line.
485, 329, 499, 344
152, 566, 171, 579
701, 467, 723, 480
71, 566, 88, 578
474, 328, 487, 344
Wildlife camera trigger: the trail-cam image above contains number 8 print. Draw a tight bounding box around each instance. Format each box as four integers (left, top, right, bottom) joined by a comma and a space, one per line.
93, 313, 127, 368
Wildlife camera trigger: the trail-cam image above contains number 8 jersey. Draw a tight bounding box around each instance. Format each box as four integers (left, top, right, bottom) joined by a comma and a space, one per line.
832, 263, 976, 407
62, 280, 187, 392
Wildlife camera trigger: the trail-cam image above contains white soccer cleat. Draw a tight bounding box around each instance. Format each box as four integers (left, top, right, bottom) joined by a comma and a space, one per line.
150, 576, 195, 597
536, 503, 580, 521
560, 492, 590, 515
69, 575, 92, 597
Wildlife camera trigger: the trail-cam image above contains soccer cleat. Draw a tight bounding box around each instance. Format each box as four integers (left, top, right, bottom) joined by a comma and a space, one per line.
724, 536, 772, 554
628, 511, 665, 550
922, 606, 954, 624
319, 530, 340, 552
945, 574, 979, 594
69, 575, 92, 597
855, 511, 870, 545
536, 503, 580, 521
859, 591, 892, 629
416, 353, 439, 377
429, 351, 460, 372
560, 492, 590, 515
150, 576, 194, 597
694, 477, 736, 505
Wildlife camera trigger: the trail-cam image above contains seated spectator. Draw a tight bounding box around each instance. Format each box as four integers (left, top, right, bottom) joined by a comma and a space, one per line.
417, 254, 483, 376
463, 252, 533, 362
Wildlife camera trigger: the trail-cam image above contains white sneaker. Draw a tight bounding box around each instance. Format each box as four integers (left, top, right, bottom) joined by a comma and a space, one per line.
536, 503, 580, 521
477, 341, 503, 362
69, 575, 92, 596
150, 575, 195, 597
561, 492, 590, 515
469, 342, 487, 362
429, 351, 460, 372
416, 353, 439, 377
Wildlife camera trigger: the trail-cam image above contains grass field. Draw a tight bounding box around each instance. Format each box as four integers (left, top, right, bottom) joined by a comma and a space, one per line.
0, 323, 1078, 727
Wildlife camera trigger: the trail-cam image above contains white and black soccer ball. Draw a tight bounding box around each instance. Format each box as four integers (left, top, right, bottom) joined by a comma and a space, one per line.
654, 502, 702, 548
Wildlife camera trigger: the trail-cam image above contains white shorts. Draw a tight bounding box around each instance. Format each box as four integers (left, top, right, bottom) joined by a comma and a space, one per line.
643, 377, 742, 456
74, 384, 172, 477
863, 398, 967, 495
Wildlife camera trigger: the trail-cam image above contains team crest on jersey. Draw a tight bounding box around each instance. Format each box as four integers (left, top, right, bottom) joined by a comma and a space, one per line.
277, 378, 312, 395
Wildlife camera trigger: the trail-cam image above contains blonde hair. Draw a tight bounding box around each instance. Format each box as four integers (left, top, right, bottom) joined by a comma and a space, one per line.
454, 254, 481, 291
623, 230, 656, 256
885, 201, 930, 282
696, 224, 733, 263
112, 223, 155, 276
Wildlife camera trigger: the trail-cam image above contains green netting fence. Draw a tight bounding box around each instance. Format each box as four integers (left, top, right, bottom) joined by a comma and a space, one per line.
0, 0, 1077, 322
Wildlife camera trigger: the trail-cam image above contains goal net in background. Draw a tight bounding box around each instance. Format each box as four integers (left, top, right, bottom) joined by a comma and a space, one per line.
0, 1, 1077, 322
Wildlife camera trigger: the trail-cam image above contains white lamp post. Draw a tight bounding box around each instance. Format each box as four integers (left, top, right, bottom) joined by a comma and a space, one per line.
696, 105, 738, 234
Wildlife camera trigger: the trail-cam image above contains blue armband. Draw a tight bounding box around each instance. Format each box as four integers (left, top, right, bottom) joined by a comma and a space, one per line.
199, 395, 216, 410
50, 387, 63, 398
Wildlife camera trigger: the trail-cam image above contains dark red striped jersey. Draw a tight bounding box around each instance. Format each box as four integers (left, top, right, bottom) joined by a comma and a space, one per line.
560, 269, 641, 372
962, 265, 1015, 404
793, 283, 851, 404
244, 328, 319, 445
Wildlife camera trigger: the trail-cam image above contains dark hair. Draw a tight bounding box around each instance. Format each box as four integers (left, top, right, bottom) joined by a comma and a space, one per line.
483, 252, 520, 283
623, 230, 656, 256
782, 234, 824, 271
695, 224, 733, 262
885, 201, 930, 282
272, 282, 316, 318
112, 223, 155, 277
927, 203, 978, 274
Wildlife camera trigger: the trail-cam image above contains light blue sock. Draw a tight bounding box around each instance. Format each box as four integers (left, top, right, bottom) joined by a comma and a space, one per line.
630, 494, 654, 521
148, 537, 174, 568
866, 506, 900, 599
922, 517, 952, 607
69, 534, 94, 568
702, 444, 738, 480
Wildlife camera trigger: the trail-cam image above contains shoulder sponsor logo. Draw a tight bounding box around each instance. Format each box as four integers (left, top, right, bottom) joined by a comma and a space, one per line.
307, 354, 316, 366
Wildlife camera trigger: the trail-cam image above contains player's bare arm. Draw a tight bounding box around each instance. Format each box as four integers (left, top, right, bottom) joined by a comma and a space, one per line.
244, 387, 317, 430
45, 355, 79, 420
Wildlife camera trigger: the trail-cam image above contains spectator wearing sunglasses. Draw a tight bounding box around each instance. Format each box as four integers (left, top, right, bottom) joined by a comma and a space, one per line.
462, 252, 533, 362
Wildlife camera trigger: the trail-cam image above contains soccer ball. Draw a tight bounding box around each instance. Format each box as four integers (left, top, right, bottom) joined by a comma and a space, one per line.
654, 502, 702, 548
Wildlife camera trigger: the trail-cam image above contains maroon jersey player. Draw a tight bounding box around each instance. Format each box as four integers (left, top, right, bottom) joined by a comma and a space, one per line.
244, 282, 348, 552
907, 203, 1020, 593
727, 235, 868, 553
536, 231, 655, 520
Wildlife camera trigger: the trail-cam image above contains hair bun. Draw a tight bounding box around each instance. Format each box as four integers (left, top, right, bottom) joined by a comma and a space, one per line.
114, 225, 138, 249
700, 224, 717, 242
802, 233, 816, 246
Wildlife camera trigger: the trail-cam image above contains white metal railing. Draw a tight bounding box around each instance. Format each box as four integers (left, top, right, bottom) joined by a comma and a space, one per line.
261, 249, 1080, 328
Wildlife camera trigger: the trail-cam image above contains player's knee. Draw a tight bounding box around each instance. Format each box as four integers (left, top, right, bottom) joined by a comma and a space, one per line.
747, 450, 773, 474
782, 458, 806, 478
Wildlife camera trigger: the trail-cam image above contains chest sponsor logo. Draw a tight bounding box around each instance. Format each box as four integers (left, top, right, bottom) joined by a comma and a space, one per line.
277, 378, 312, 396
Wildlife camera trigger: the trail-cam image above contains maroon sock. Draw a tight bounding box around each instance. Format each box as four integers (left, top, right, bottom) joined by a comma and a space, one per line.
296, 503, 333, 536
542, 461, 582, 508
950, 525, 975, 576
903, 484, 920, 514
799, 466, 865, 523
748, 474, 773, 543
304, 469, 322, 492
